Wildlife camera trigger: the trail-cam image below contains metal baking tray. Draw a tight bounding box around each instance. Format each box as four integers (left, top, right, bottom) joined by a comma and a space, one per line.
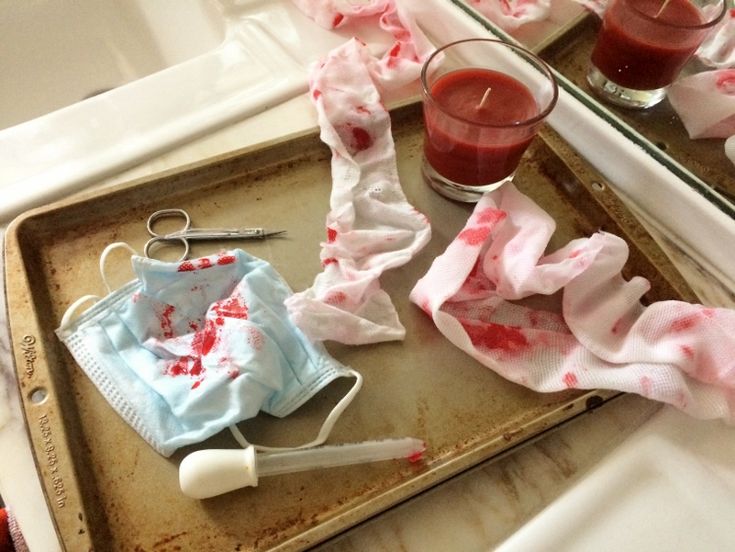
5, 102, 695, 551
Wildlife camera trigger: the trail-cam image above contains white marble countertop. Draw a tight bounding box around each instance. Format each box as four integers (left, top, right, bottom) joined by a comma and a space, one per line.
2, 2, 735, 551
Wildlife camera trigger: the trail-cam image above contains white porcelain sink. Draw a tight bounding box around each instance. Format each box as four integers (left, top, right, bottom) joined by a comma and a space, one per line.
0, 1, 226, 131
0, 0, 392, 221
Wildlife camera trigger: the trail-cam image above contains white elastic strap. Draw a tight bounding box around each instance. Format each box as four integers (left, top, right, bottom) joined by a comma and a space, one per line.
60, 242, 139, 327
228, 368, 363, 452
99, 241, 139, 293
59, 295, 101, 328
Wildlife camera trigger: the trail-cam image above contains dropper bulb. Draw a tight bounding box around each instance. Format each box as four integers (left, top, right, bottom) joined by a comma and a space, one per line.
179, 446, 259, 499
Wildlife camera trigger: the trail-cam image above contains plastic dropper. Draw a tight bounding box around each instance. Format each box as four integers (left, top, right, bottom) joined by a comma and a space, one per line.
179, 437, 426, 499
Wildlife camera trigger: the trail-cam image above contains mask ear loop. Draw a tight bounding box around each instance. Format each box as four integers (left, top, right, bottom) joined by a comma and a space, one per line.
59, 242, 140, 328
59, 295, 102, 328
228, 368, 363, 452
99, 242, 139, 293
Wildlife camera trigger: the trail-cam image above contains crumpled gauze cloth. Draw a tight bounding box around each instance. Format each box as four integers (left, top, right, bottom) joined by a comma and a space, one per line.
465, 0, 551, 30
285, 0, 432, 344
668, 69, 735, 139
574, 0, 607, 17
410, 184, 735, 422
697, 7, 735, 69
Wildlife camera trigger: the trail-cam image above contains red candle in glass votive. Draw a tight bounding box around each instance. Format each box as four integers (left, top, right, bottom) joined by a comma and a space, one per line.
587, 0, 726, 109
424, 68, 539, 186
421, 40, 558, 203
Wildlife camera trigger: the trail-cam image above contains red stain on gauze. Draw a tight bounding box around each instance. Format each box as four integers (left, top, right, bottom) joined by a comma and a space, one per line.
475, 208, 507, 226
680, 344, 695, 359
332, 12, 344, 28
562, 372, 578, 388
325, 291, 347, 305
640, 376, 652, 396
458, 226, 492, 246
670, 314, 699, 333
326, 227, 338, 243
351, 126, 373, 152
715, 70, 735, 94
386, 43, 401, 68
611, 318, 623, 334
178, 261, 196, 272
461, 321, 530, 355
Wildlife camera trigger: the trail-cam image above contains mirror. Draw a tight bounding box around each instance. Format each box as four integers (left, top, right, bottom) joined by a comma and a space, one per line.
449, 0, 735, 220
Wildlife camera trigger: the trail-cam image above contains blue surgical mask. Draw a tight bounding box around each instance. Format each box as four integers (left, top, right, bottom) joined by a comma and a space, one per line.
56, 245, 361, 457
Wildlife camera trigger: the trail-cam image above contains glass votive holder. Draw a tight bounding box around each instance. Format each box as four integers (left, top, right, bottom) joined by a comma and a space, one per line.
420, 39, 558, 203
587, 0, 726, 109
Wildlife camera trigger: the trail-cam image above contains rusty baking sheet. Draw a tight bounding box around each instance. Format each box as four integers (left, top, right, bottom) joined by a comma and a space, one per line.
5, 102, 695, 551
537, 12, 735, 204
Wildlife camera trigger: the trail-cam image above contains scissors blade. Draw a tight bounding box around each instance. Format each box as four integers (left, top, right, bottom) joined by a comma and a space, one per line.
261, 229, 287, 238
172, 228, 287, 240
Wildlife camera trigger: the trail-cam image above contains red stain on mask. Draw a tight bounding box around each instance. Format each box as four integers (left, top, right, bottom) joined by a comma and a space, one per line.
163, 293, 249, 388
217, 254, 236, 265
159, 305, 176, 339
247, 327, 264, 351
192, 319, 219, 356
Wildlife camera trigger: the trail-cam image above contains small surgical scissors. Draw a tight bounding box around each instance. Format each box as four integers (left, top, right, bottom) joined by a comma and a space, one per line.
144, 208, 286, 260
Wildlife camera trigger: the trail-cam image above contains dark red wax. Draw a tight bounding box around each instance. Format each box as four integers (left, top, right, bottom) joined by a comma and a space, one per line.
423, 68, 539, 186
591, 0, 705, 90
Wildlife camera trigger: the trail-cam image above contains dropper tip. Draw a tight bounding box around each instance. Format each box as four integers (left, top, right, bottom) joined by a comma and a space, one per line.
406, 440, 427, 463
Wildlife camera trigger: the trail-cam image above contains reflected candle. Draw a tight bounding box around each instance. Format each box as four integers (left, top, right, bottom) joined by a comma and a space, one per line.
421, 40, 558, 202
587, 0, 726, 109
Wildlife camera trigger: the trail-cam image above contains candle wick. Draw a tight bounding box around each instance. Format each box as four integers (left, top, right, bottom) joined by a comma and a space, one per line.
477, 87, 492, 110
654, 0, 671, 18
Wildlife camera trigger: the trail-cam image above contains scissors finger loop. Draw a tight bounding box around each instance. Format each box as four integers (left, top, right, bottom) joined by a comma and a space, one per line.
144, 235, 190, 262
147, 209, 191, 237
